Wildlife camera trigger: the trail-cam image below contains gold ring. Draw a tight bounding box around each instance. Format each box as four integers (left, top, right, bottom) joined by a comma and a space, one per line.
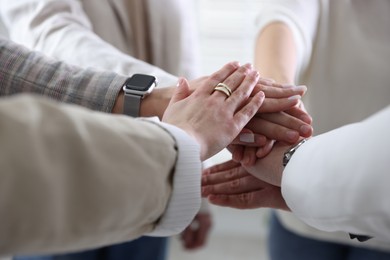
213, 86, 231, 97
213, 83, 232, 98
216, 82, 232, 95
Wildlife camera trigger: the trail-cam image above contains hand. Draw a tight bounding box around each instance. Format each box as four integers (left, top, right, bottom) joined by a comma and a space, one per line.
254, 81, 307, 114
162, 62, 265, 160
231, 82, 312, 145
201, 160, 289, 210
243, 141, 300, 187
180, 212, 212, 250
228, 139, 275, 166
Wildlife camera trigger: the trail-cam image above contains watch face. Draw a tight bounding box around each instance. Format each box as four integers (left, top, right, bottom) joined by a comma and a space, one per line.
125, 74, 157, 91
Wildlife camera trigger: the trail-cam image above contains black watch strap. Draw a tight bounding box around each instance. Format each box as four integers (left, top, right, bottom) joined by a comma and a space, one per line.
123, 93, 141, 117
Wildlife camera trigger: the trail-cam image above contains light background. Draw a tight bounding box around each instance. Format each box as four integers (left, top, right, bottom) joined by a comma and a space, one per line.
0, 1, 271, 259
169, 1, 271, 259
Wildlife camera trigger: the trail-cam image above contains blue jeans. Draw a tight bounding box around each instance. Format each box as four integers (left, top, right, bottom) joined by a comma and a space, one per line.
268, 211, 390, 260
15, 236, 168, 260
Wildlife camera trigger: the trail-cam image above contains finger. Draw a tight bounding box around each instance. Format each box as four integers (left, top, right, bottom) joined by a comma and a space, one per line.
210, 63, 250, 98
241, 147, 257, 166
208, 186, 289, 210
227, 69, 260, 106
260, 112, 313, 138
195, 227, 208, 248
256, 139, 275, 158
169, 77, 191, 104
203, 175, 263, 196
246, 116, 300, 143
230, 145, 244, 162
231, 130, 268, 147
202, 159, 240, 176
202, 165, 249, 188
181, 228, 194, 249
254, 84, 307, 99
232, 91, 265, 130
206, 61, 241, 92
285, 105, 313, 125
258, 96, 301, 113
188, 215, 211, 250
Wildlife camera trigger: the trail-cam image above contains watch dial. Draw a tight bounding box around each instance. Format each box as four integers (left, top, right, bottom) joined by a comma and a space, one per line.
126, 74, 156, 91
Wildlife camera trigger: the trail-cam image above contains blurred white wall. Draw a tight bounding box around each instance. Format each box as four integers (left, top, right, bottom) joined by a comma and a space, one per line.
197, 0, 262, 74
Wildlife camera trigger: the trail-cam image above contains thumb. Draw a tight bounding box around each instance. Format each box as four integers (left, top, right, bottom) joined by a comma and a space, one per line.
170, 77, 191, 104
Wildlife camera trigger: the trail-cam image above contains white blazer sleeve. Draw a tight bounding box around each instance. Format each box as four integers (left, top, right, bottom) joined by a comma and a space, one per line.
255, 0, 320, 75
0, 0, 178, 86
0, 95, 201, 256
282, 106, 390, 241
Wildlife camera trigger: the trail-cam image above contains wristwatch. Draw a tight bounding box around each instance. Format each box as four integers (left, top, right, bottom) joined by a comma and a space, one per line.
122, 74, 158, 117
283, 139, 307, 167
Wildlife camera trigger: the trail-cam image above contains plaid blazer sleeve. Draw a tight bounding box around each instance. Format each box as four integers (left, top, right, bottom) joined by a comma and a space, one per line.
0, 37, 127, 112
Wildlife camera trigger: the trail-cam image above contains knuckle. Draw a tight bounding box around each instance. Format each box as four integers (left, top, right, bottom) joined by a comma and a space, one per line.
209, 73, 221, 83
237, 193, 253, 208
229, 179, 241, 189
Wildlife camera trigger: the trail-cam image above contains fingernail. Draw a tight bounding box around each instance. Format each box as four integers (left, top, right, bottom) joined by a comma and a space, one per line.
288, 95, 302, 100
231, 61, 240, 68
300, 125, 312, 136
250, 70, 260, 79
243, 63, 253, 69
291, 85, 307, 92
286, 130, 299, 142
176, 78, 184, 87
239, 133, 255, 143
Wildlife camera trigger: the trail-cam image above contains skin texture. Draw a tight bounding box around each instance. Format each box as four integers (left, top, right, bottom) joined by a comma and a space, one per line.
163, 62, 265, 161
180, 212, 212, 250
201, 160, 289, 210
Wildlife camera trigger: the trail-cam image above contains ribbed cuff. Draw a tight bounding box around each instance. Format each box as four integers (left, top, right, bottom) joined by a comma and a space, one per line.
146, 121, 202, 237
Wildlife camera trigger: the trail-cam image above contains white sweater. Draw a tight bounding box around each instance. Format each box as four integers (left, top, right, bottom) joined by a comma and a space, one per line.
256, 0, 390, 250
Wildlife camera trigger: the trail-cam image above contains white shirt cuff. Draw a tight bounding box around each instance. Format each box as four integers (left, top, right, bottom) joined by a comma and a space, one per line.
144, 120, 202, 237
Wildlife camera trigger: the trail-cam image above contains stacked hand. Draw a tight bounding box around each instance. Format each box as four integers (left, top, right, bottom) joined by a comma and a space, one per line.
162, 61, 312, 210
201, 141, 300, 210
173, 63, 313, 211
162, 62, 312, 161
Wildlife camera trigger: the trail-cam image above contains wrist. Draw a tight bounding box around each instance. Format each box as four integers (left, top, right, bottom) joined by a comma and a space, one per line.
112, 85, 174, 119
112, 91, 124, 114
283, 139, 307, 167
140, 87, 174, 119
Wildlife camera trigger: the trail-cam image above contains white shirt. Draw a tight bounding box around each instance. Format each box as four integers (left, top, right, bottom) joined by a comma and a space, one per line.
283, 106, 390, 242
256, 0, 390, 249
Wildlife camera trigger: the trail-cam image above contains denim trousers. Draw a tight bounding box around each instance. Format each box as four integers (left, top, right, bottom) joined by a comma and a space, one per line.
15, 236, 168, 260
268, 211, 390, 260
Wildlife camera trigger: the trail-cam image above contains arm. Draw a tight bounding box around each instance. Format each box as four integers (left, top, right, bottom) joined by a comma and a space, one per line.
0, 60, 265, 256
255, 22, 297, 84
204, 106, 390, 241
0, 37, 125, 113
255, 0, 320, 83
0, 94, 199, 256
282, 106, 390, 241
0, 0, 178, 86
